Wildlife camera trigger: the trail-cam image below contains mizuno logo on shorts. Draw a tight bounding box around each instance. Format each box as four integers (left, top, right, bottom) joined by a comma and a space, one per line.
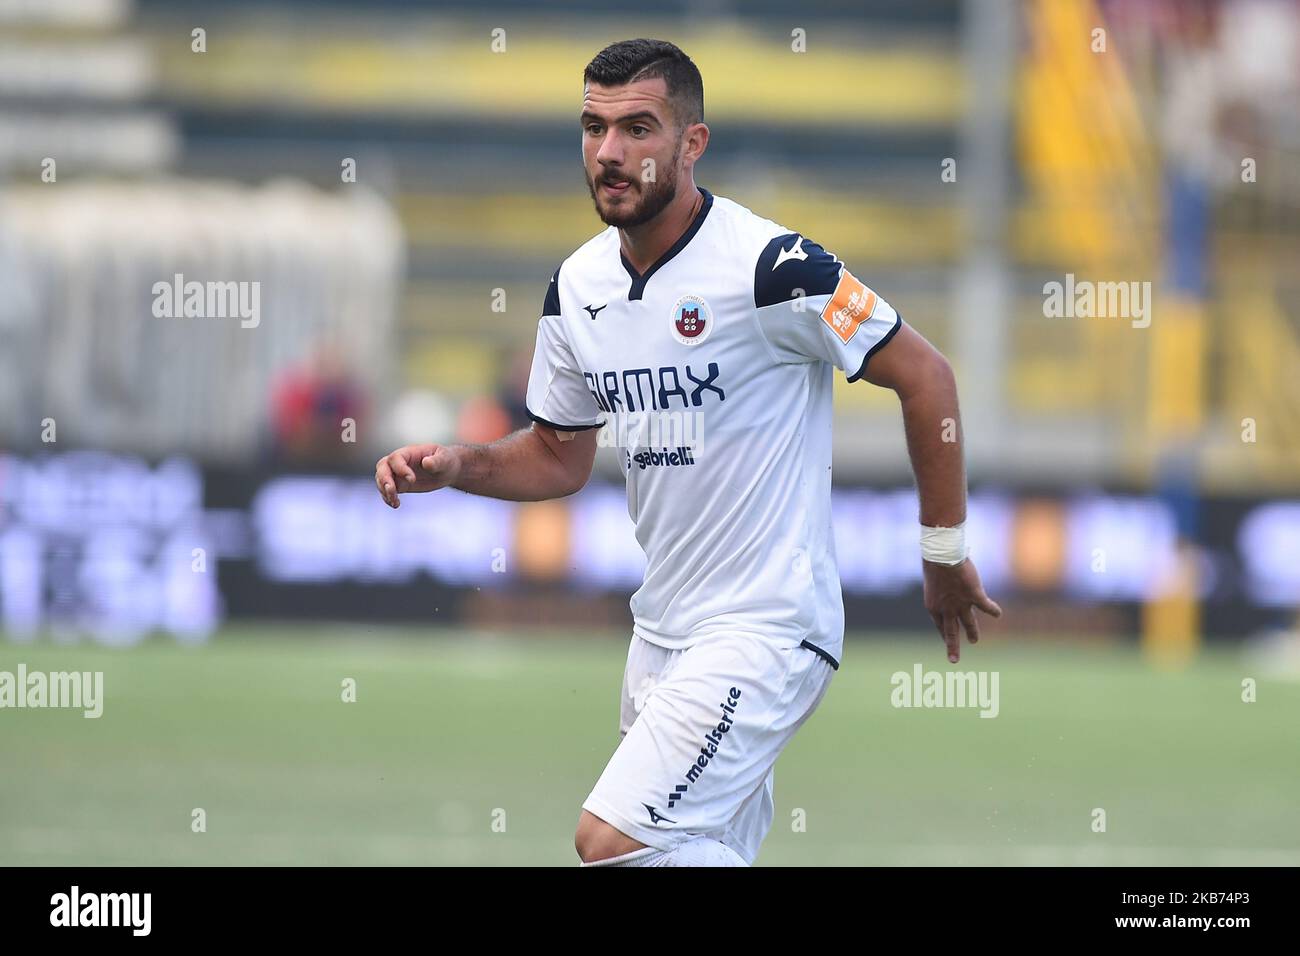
643, 803, 676, 825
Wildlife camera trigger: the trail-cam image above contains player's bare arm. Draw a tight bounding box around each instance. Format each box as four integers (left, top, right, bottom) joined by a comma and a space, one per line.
374, 423, 599, 508
862, 322, 1002, 662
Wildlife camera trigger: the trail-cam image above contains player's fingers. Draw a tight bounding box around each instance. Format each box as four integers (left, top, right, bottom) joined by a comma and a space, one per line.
389, 451, 417, 486
959, 606, 980, 645
375, 459, 397, 508
943, 613, 960, 663
975, 591, 1003, 618
382, 453, 404, 490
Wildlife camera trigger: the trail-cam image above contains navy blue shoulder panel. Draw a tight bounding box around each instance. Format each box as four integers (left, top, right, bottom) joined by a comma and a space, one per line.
542, 265, 562, 317
754, 233, 843, 309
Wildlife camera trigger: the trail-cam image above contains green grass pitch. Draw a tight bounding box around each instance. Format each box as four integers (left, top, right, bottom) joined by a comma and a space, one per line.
2, 626, 1297, 866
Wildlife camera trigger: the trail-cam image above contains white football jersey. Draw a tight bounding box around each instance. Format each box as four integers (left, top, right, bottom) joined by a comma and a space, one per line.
525, 188, 902, 667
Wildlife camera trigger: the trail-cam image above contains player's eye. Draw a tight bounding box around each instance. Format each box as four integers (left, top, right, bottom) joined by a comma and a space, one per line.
629, 125, 649, 137
585, 123, 603, 136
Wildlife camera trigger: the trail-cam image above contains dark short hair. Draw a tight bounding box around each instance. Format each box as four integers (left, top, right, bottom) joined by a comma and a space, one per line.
583, 39, 704, 127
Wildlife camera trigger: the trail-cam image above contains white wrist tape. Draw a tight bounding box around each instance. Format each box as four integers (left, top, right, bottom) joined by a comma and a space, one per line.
921, 522, 968, 566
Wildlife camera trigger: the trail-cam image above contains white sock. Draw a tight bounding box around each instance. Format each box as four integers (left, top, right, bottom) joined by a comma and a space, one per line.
581, 837, 749, 867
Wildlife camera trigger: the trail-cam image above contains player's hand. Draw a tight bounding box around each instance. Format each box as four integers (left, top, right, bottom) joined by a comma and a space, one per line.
922, 558, 1001, 663
374, 444, 462, 509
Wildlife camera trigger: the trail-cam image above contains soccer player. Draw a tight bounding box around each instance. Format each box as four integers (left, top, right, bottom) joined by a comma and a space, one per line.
374, 39, 1001, 867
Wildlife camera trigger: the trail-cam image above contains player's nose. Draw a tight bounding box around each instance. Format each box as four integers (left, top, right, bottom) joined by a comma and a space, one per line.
595, 131, 625, 166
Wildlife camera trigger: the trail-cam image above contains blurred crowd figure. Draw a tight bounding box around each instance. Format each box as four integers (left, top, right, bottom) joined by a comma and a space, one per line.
269, 341, 369, 465
1103, 0, 1300, 295
452, 347, 534, 445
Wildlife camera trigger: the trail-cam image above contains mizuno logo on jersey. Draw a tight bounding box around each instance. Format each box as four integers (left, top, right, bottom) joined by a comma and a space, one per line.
772, 236, 808, 270
584, 362, 725, 413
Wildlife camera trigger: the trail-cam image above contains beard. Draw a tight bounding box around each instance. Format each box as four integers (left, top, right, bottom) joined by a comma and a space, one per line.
585, 146, 681, 229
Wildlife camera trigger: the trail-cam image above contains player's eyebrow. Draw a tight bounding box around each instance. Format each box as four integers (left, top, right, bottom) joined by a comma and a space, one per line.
580, 109, 662, 128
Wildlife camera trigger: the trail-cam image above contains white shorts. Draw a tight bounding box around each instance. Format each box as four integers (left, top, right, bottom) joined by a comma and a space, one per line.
581, 630, 837, 865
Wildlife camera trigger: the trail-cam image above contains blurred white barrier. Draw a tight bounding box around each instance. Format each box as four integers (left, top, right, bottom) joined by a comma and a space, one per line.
0, 178, 404, 462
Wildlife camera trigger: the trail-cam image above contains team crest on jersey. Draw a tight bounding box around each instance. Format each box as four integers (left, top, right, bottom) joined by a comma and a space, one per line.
670, 295, 713, 346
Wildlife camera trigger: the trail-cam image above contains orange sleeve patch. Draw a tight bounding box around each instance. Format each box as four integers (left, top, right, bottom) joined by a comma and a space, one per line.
820, 269, 878, 344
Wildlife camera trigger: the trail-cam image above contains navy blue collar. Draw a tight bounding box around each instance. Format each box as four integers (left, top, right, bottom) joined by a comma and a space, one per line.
620, 187, 713, 301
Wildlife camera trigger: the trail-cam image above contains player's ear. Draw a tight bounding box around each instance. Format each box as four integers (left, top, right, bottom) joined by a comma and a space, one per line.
682, 122, 709, 166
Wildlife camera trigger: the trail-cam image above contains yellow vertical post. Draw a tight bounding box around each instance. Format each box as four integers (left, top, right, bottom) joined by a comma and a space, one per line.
1142, 296, 1206, 668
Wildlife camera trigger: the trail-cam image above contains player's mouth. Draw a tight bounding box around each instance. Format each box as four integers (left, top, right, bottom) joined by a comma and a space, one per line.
600, 178, 633, 196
